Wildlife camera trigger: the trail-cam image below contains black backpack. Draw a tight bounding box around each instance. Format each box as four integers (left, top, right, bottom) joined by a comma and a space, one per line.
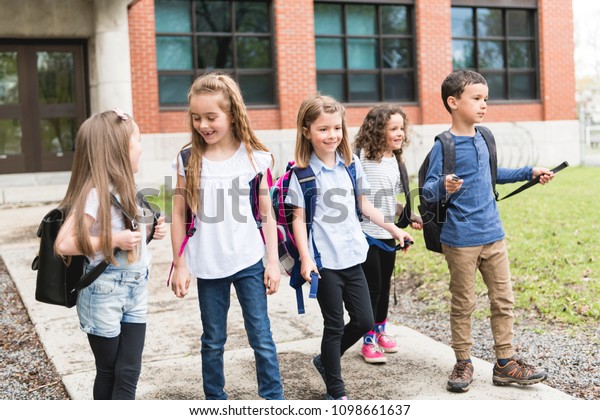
417, 126, 498, 253
32, 194, 158, 307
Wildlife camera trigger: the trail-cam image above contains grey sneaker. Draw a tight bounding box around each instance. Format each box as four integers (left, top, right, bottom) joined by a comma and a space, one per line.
312, 354, 327, 386
446, 360, 474, 393
492, 357, 547, 386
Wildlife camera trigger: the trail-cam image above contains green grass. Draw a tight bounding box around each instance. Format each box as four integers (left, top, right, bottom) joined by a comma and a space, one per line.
395, 166, 600, 326
144, 185, 173, 221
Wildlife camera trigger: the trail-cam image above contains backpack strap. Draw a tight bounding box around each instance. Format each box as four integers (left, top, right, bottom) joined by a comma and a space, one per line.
435, 131, 456, 205
292, 165, 321, 310
348, 155, 405, 253
345, 160, 363, 222
476, 126, 499, 201
248, 152, 272, 244
167, 148, 196, 287
355, 147, 414, 229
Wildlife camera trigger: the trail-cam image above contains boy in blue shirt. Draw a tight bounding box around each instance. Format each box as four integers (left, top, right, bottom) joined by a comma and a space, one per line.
423, 70, 555, 393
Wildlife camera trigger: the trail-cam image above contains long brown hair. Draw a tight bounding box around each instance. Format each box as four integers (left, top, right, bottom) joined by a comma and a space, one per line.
57, 110, 138, 264
294, 94, 352, 168
182, 72, 272, 214
354, 104, 410, 166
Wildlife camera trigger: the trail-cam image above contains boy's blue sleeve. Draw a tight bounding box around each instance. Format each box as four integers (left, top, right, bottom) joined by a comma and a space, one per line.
422, 141, 447, 203
497, 166, 533, 184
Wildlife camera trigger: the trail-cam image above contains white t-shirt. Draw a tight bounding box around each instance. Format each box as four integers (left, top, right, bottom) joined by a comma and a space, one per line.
174, 143, 271, 279
84, 188, 150, 267
359, 151, 403, 239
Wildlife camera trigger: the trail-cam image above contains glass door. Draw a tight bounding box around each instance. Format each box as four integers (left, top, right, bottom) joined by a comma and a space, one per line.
0, 42, 87, 174
0, 48, 24, 173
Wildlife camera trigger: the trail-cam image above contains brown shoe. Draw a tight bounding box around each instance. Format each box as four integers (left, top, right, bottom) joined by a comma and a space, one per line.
493, 357, 547, 386
447, 360, 474, 393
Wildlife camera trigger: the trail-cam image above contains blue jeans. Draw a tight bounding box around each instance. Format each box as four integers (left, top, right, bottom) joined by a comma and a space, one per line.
197, 259, 283, 400
77, 263, 149, 338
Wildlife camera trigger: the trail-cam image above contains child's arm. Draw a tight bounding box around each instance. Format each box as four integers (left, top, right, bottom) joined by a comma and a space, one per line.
291, 206, 320, 282
361, 196, 414, 249
395, 202, 423, 230
55, 212, 141, 256
170, 174, 192, 298
258, 174, 281, 295
497, 166, 555, 185
422, 142, 463, 199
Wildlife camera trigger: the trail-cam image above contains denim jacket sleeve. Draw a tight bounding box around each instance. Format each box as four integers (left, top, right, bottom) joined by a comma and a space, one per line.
497, 166, 533, 184
422, 141, 447, 203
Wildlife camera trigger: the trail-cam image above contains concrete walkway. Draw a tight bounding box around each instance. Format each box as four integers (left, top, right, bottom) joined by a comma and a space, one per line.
0, 203, 573, 400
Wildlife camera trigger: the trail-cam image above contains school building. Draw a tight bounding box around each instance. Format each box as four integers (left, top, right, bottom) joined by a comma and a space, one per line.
0, 0, 579, 203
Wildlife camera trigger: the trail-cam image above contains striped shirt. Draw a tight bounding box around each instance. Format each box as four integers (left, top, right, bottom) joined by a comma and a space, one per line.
359, 151, 403, 239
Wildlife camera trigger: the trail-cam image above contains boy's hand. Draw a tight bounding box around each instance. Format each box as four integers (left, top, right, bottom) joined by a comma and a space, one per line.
445, 174, 463, 193
532, 167, 555, 184
410, 212, 423, 231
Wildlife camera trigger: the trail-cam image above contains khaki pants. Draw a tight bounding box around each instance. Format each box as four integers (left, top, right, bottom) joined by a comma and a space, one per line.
442, 240, 514, 360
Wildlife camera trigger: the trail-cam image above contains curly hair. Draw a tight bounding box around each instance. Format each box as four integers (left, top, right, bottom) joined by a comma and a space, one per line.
353, 104, 410, 164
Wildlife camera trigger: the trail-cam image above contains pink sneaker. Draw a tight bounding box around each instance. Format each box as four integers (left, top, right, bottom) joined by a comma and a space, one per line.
376, 331, 398, 353
361, 336, 387, 364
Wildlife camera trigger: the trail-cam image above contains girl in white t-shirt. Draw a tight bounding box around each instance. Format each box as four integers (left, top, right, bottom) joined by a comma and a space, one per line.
170, 73, 283, 400
55, 109, 167, 399
354, 104, 422, 364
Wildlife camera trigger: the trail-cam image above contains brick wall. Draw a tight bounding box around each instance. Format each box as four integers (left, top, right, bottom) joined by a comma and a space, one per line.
128, 0, 576, 136
538, 0, 576, 120
128, 0, 159, 133
416, 0, 453, 125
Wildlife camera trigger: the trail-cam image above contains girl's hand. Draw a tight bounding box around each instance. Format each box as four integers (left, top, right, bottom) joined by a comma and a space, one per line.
171, 265, 192, 298
113, 230, 142, 250
444, 174, 463, 193
152, 215, 167, 240
410, 212, 423, 231
391, 227, 414, 252
532, 167, 555, 184
300, 259, 320, 283
263, 261, 281, 295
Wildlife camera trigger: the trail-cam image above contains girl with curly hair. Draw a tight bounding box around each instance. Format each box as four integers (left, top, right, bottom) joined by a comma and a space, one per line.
354, 104, 422, 364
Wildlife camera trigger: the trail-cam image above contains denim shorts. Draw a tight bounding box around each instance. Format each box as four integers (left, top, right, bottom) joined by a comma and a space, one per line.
76, 264, 150, 338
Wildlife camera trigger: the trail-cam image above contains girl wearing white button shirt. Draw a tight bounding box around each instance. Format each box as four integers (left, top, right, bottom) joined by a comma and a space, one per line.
287, 95, 413, 400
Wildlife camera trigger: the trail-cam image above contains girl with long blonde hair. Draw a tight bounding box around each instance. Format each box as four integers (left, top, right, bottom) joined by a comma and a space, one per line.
169, 73, 283, 400
55, 109, 167, 399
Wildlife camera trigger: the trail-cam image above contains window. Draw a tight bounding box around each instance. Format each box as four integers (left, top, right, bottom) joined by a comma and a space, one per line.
314, 2, 416, 103
155, 0, 275, 107
452, 6, 538, 100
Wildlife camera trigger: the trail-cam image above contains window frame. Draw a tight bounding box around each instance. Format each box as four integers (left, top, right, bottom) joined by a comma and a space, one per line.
314, 1, 417, 105
155, 0, 277, 110
451, 4, 540, 102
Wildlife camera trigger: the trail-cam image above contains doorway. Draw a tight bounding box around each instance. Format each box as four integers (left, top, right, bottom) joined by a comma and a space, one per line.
0, 41, 87, 174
